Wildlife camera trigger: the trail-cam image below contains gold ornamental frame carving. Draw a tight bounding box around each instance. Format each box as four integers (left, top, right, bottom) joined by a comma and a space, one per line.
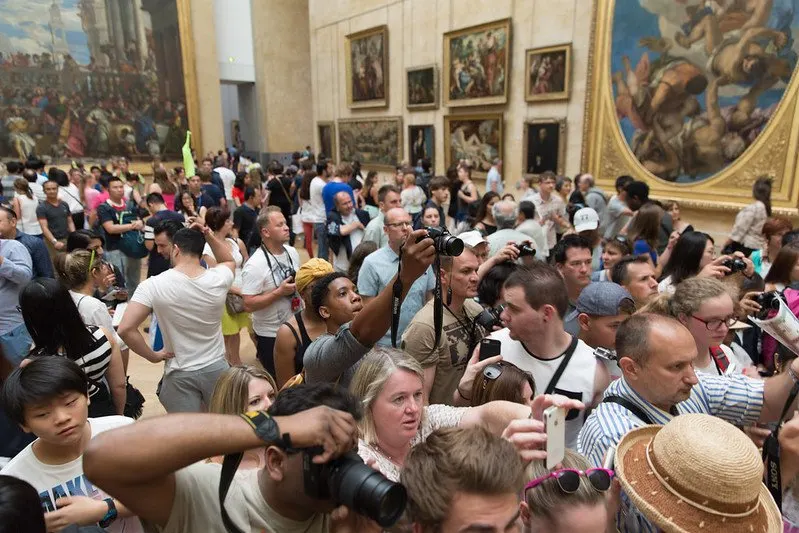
581, 0, 799, 216
176, 0, 202, 157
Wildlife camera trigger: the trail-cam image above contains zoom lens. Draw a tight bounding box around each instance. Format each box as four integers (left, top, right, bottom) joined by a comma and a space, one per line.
329, 453, 407, 528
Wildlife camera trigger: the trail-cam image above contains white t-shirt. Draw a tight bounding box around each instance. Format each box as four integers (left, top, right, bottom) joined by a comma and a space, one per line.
131, 266, 234, 372
241, 245, 301, 337
29, 181, 45, 202
489, 328, 598, 449
58, 183, 84, 214
2, 416, 143, 533
333, 212, 363, 272
70, 290, 125, 349
694, 344, 750, 376
214, 167, 236, 200
305, 177, 327, 223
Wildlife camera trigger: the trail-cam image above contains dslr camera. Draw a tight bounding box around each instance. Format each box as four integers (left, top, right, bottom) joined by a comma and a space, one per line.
303, 448, 407, 528
417, 226, 464, 256
515, 242, 536, 258
753, 291, 783, 320
475, 304, 506, 330
721, 257, 747, 276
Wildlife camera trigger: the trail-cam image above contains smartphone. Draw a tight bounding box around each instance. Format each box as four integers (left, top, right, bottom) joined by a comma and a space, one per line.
603, 445, 617, 470
479, 338, 501, 361
544, 406, 566, 470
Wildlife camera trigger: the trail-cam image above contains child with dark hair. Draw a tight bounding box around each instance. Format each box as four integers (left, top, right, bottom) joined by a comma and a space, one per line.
1, 357, 140, 531
0, 475, 46, 533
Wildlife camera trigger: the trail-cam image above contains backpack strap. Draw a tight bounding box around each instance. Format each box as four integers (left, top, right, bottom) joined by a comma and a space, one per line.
709, 346, 730, 375
602, 395, 655, 425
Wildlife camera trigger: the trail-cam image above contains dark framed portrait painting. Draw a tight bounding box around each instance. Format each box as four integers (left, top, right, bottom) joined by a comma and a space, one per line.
408, 125, 434, 168
345, 25, 388, 109
406, 65, 438, 110
523, 119, 566, 176
444, 113, 503, 175
525, 44, 571, 102
443, 18, 511, 107
317, 122, 336, 161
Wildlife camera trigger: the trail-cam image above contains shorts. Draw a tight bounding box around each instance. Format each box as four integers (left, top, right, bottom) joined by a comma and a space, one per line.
222, 308, 251, 336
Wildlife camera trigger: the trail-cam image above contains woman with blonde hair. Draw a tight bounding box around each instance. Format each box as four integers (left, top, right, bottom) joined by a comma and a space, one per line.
208, 365, 277, 469
350, 347, 580, 481
641, 277, 751, 375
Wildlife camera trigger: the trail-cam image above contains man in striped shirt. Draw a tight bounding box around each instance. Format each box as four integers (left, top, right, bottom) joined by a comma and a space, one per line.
579, 313, 799, 532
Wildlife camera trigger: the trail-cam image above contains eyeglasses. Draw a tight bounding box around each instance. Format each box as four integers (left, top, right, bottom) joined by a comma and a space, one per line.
690, 315, 737, 331
524, 468, 614, 493
385, 221, 412, 229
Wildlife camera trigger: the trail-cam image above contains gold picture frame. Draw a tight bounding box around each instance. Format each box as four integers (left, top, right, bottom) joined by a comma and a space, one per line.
443, 18, 512, 108
345, 25, 389, 109
337, 117, 402, 170
176, 0, 202, 156
581, 0, 799, 214
406, 65, 439, 110
523, 119, 566, 176
444, 113, 504, 177
317, 122, 337, 161
525, 44, 571, 102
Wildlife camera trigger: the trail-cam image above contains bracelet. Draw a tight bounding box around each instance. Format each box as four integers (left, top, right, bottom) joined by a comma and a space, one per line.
457, 386, 471, 401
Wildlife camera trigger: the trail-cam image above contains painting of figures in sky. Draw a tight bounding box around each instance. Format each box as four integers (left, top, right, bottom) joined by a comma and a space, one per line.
0, 0, 189, 161
611, 0, 799, 183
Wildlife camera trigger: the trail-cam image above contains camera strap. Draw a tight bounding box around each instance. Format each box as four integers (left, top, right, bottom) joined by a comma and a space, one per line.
762, 380, 799, 511
391, 246, 444, 354
219, 452, 245, 533
391, 247, 404, 348
543, 336, 579, 395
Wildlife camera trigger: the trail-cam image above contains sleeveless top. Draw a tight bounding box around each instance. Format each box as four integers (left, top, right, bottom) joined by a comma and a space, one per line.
55, 326, 113, 397
15, 193, 42, 235
285, 314, 312, 376
203, 238, 243, 287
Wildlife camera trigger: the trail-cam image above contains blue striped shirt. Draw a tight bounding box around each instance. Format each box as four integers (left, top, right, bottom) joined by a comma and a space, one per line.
577, 374, 764, 532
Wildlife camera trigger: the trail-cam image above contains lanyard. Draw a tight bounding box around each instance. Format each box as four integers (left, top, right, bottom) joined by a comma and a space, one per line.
261, 244, 294, 287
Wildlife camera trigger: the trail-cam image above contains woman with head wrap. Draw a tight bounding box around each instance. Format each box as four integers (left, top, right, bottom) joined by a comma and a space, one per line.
272, 258, 335, 387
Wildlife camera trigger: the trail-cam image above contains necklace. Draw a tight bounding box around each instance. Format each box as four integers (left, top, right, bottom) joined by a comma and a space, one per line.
372, 440, 411, 467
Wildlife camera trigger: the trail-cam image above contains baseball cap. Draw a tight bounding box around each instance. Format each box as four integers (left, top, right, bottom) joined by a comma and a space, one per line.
576, 282, 635, 316
459, 230, 488, 249
573, 208, 600, 233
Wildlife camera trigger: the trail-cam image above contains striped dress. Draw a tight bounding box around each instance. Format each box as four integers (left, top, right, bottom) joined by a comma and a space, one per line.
72, 326, 113, 397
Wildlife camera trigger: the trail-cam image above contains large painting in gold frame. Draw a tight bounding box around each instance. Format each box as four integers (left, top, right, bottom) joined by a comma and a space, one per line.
337, 117, 402, 169
0, 0, 201, 160
345, 25, 389, 109
582, 0, 799, 214
444, 113, 504, 176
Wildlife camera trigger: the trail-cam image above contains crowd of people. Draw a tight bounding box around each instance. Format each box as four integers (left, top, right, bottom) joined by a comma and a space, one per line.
2, 149, 799, 533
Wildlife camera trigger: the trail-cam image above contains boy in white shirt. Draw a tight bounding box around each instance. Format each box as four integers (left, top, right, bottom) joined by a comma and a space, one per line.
1, 356, 142, 532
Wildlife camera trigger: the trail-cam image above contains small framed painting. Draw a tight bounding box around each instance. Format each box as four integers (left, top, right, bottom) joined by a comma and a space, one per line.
406, 65, 438, 110
525, 44, 571, 102
408, 125, 434, 168
523, 119, 566, 176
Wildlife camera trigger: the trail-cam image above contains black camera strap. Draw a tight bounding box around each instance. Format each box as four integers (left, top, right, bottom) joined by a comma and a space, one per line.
219, 452, 245, 533
542, 336, 579, 395
391, 247, 404, 348
391, 245, 444, 354
763, 380, 799, 511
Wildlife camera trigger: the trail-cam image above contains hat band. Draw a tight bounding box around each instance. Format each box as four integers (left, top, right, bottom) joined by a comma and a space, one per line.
645, 440, 759, 518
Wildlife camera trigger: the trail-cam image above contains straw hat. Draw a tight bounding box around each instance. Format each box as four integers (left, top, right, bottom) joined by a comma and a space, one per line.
615, 413, 781, 533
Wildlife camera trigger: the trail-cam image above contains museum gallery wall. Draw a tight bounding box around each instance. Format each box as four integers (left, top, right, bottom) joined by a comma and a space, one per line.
308, 0, 593, 182
584, 0, 799, 212
0, 0, 197, 162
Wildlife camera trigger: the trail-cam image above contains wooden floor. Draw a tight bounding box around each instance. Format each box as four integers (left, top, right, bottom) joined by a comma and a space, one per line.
131, 245, 312, 419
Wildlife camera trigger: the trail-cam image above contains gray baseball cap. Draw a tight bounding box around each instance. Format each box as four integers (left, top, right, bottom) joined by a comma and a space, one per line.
576, 282, 635, 316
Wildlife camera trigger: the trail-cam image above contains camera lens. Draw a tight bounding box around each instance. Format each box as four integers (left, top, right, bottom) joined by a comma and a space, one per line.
438, 234, 464, 256
329, 454, 407, 528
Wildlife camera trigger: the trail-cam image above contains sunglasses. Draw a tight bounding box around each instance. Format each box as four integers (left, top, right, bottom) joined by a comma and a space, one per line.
524, 468, 614, 493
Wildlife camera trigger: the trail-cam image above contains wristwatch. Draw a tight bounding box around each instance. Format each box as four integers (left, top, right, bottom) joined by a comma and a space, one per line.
98, 497, 117, 528
240, 411, 293, 449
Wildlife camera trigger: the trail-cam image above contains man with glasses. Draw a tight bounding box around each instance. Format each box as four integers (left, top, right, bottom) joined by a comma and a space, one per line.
358, 207, 435, 346
530, 171, 569, 254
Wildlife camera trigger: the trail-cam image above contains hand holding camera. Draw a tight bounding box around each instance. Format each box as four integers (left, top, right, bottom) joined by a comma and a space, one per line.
698, 255, 734, 279
274, 405, 358, 464
402, 228, 444, 282
276, 276, 297, 297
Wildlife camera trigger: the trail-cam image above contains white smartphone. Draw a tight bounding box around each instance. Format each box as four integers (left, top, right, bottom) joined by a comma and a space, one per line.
544, 406, 566, 470
603, 445, 617, 470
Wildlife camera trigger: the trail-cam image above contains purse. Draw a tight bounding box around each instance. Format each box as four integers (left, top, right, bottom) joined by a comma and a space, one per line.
225, 292, 246, 315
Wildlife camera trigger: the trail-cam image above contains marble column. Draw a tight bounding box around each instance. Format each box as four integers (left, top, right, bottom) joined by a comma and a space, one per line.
105, 0, 125, 64
132, 0, 148, 68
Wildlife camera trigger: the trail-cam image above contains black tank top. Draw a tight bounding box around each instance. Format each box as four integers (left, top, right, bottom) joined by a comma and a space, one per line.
286, 314, 313, 374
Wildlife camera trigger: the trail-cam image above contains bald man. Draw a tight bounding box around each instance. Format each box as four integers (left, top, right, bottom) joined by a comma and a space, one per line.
357, 207, 435, 346
326, 190, 369, 272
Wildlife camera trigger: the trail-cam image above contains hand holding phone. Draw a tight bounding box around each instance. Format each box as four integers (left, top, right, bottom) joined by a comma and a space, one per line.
544, 406, 566, 470
479, 338, 501, 362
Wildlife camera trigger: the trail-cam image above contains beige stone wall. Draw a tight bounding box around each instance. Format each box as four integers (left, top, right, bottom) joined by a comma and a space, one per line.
189, 0, 225, 155
309, 0, 593, 185
252, 0, 315, 153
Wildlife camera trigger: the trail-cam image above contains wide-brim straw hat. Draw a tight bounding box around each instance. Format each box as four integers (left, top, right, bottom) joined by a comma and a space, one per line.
615, 413, 781, 533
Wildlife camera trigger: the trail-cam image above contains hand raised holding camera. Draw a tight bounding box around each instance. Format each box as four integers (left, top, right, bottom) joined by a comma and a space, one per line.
274, 405, 358, 464
400, 229, 437, 283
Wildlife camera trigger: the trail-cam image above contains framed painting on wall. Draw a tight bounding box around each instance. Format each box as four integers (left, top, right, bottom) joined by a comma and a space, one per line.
0, 0, 199, 159
525, 44, 571, 102
345, 25, 389, 109
443, 18, 511, 108
523, 119, 566, 176
582, 0, 799, 213
317, 122, 336, 161
407, 65, 438, 110
444, 113, 503, 175
338, 117, 402, 169
408, 125, 434, 169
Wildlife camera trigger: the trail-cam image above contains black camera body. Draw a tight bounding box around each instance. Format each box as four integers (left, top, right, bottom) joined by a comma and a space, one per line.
754, 291, 782, 320
417, 226, 464, 257
475, 304, 506, 330
302, 448, 407, 527
517, 243, 536, 258
721, 257, 747, 275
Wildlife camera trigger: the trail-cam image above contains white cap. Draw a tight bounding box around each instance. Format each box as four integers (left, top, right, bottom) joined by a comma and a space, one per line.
459, 230, 488, 249
573, 208, 599, 233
